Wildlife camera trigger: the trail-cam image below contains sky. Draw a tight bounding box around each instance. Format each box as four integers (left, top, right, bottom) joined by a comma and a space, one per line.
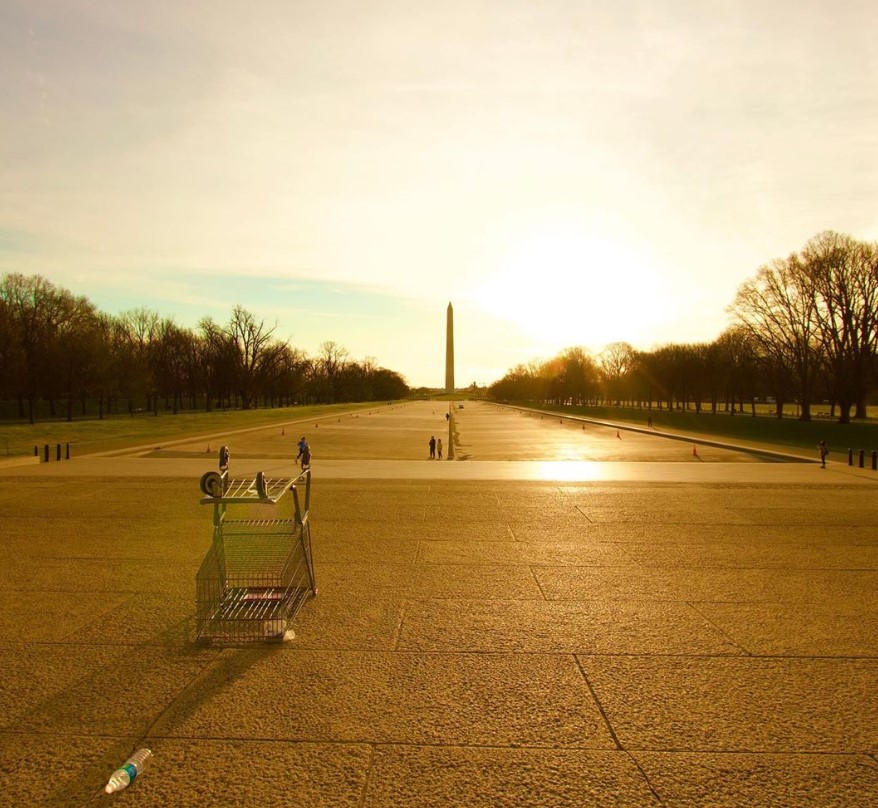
2, 1, 877, 388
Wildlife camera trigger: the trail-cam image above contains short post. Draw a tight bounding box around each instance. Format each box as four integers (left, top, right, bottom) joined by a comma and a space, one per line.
848, 448, 853, 466
65, 443, 71, 460
33, 445, 38, 457
43, 444, 49, 463
871, 450, 877, 471
858, 449, 865, 468
56, 443, 62, 461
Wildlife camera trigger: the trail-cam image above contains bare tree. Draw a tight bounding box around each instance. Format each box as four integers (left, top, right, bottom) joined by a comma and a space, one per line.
557, 346, 599, 405
0, 274, 97, 422
0, 274, 412, 420
730, 256, 821, 420
51, 293, 100, 421
598, 342, 635, 405
801, 231, 878, 422
118, 308, 161, 413
312, 340, 350, 403
0, 292, 22, 406
221, 305, 279, 409
151, 318, 198, 414
489, 362, 540, 402
712, 326, 759, 414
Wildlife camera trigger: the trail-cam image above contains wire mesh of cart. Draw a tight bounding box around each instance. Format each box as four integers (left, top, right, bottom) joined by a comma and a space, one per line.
196, 454, 316, 642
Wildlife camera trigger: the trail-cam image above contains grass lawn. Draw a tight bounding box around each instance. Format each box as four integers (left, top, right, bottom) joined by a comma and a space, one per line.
0, 401, 396, 458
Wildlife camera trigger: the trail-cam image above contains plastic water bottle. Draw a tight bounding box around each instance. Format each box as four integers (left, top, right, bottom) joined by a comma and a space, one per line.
104, 748, 153, 794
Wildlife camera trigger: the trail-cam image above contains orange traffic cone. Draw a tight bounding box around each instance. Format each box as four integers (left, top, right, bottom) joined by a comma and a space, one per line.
616, 430, 621, 439
692, 445, 698, 457
281, 427, 285, 436
206, 445, 211, 453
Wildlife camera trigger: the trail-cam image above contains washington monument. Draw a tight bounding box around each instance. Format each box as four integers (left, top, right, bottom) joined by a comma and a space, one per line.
445, 302, 454, 393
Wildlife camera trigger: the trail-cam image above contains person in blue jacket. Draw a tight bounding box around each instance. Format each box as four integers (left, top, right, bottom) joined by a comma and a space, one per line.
297, 436, 312, 468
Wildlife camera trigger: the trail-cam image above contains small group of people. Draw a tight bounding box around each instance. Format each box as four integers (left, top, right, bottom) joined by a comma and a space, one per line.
296, 433, 448, 466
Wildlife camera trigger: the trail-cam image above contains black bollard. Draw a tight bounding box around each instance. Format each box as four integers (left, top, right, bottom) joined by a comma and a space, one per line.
43, 444, 49, 463
859, 449, 865, 468
65, 443, 70, 460
56, 444, 61, 461
872, 450, 877, 471
33, 445, 38, 457
848, 448, 853, 466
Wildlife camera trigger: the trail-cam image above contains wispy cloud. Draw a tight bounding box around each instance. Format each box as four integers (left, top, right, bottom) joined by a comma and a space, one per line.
2, 0, 877, 386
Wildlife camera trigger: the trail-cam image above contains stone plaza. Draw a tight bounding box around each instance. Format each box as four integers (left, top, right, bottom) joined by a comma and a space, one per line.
1, 400, 877, 806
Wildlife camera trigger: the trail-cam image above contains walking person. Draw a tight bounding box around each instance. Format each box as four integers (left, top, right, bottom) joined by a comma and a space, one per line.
297, 436, 312, 469
818, 440, 828, 468
437, 438, 443, 460
428, 435, 436, 459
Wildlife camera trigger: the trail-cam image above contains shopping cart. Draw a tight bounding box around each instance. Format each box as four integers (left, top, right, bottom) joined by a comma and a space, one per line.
195, 448, 316, 642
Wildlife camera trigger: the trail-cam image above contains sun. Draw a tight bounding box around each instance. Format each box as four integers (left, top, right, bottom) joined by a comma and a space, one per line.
471, 226, 661, 352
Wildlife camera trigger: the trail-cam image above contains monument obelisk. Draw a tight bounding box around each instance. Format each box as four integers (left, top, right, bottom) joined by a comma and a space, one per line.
445, 302, 455, 393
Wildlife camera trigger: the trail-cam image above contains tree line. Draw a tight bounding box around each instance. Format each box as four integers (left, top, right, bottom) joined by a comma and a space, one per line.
0, 274, 409, 423
489, 231, 878, 423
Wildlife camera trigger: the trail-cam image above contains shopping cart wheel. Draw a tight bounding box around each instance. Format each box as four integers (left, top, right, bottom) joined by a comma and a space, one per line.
200, 471, 224, 497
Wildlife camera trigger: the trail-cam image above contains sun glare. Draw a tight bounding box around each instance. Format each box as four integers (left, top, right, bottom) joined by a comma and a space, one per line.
472, 228, 660, 351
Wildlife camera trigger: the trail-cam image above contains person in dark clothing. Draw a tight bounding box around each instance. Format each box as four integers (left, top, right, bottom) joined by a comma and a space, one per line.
428, 435, 436, 459
297, 436, 312, 469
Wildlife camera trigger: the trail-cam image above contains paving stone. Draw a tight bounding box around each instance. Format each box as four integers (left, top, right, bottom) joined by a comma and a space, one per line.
693, 602, 878, 657
0, 555, 196, 595
0, 517, 205, 562
313, 535, 421, 564
0, 589, 129, 642
419, 539, 630, 566
364, 746, 660, 807
317, 519, 516, 542
0, 643, 217, 735
634, 751, 878, 807
291, 590, 404, 650
316, 562, 541, 600
582, 656, 878, 752
132, 739, 371, 808
734, 507, 878, 527
580, 506, 755, 525
65, 592, 197, 646
659, 568, 878, 607
534, 565, 677, 600
0, 733, 127, 807
620, 541, 878, 569
398, 599, 741, 655
157, 650, 616, 748
511, 521, 878, 545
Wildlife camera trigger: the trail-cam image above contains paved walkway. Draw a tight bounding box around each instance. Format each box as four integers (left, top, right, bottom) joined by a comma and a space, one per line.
1, 400, 878, 806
